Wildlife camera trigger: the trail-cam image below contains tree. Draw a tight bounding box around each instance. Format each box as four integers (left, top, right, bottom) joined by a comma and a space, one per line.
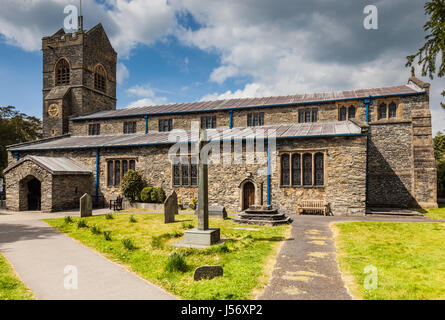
434, 131, 445, 196
120, 170, 144, 203
0, 106, 42, 177
406, 0, 445, 108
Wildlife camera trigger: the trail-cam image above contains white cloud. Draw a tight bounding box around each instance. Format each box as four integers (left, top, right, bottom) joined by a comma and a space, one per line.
126, 97, 167, 108
126, 83, 156, 97
116, 62, 129, 84
0, 0, 176, 57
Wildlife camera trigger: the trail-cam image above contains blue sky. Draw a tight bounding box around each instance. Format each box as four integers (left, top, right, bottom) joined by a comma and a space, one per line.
0, 0, 443, 133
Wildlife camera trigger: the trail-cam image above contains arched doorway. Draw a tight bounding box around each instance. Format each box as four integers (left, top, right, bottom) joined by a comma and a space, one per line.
27, 178, 41, 211
242, 182, 255, 210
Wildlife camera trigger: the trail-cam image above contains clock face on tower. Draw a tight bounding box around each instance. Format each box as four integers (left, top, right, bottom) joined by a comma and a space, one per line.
48, 104, 60, 118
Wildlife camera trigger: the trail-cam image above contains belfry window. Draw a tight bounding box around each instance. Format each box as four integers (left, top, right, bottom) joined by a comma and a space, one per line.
94, 65, 107, 92
56, 59, 70, 86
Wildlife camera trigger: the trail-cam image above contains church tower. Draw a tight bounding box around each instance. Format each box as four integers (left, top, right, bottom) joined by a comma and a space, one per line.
42, 21, 117, 137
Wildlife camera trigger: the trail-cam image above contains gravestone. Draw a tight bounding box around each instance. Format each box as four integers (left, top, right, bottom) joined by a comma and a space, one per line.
195, 205, 228, 219
193, 265, 223, 281
164, 190, 178, 223
80, 193, 92, 217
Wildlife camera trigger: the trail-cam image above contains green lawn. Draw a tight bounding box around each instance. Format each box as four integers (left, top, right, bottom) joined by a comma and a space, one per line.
45, 213, 289, 300
0, 253, 34, 300
333, 221, 445, 300
422, 203, 445, 220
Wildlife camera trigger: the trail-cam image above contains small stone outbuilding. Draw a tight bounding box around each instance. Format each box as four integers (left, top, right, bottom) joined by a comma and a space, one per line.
3, 156, 92, 212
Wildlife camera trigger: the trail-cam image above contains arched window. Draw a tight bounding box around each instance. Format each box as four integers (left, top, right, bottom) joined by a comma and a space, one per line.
348, 106, 356, 119
388, 102, 397, 119
94, 65, 107, 92
314, 153, 324, 186
303, 153, 312, 186
378, 103, 387, 120
281, 154, 290, 186
55, 59, 70, 86
292, 154, 301, 186
339, 106, 347, 121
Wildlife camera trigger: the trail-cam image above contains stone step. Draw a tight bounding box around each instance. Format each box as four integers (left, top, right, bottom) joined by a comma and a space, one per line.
232, 217, 291, 226
244, 209, 279, 215
237, 213, 287, 221
366, 207, 424, 217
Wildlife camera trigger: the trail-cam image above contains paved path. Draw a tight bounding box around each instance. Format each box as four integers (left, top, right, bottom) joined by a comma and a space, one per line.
0, 210, 176, 300
259, 214, 441, 300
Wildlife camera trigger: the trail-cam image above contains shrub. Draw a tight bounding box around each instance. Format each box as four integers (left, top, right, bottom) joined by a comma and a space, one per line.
121, 170, 144, 202
189, 198, 197, 210
140, 187, 153, 203
122, 238, 136, 250
64, 216, 73, 224
129, 215, 137, 223
165, 252, 187, 272
103, 231, 112, 241
150, 187, 166, 203
105, 213, 114, 220
77, 219, 88, 229
91, 225, 101, 235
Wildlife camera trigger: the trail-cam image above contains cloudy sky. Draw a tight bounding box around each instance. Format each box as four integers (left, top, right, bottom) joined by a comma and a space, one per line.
0, 0, 443, 133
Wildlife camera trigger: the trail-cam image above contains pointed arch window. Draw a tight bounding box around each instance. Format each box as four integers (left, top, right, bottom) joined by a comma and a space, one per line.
56, 59, 70, 86
339, 107, 347, 121
94, 65, 107, 92
348, 106, 356, 119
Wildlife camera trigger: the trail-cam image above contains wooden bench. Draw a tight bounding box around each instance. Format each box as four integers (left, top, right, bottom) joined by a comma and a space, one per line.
109, 196, 123, 211
297, 200, 328, 216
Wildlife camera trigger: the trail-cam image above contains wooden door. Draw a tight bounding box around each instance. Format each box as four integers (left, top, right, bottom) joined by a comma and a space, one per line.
243, 182, 255, 210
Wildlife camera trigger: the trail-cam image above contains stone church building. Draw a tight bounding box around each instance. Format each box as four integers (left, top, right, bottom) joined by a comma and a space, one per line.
3, 23, 438, 215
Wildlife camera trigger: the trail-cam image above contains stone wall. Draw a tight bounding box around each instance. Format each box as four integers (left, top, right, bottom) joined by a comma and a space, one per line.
367, 94, 437, 208
4, 160, 93, 212
10, 134, 367, 215
4, 161, 53, 212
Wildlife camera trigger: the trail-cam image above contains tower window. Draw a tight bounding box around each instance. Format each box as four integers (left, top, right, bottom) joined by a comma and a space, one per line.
94, 65, 107, 92
55, 58, 70, 86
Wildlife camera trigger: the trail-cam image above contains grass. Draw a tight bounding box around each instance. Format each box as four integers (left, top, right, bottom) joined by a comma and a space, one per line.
333, 221, 445, 300
0, 253, 34, 300
421, 203, 445, 220
45, 213, 289, 300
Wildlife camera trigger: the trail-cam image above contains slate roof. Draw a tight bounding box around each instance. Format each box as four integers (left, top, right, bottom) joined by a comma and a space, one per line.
70, 84, 424, 121
3, 156, 92, 175
8, 121, 363, 152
